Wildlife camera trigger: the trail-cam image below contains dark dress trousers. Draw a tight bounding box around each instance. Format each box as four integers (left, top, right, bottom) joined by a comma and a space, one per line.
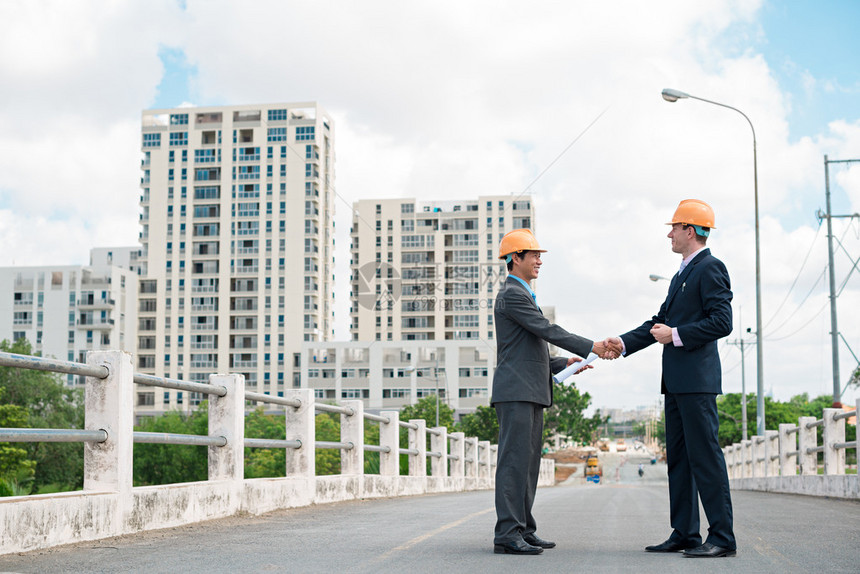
620, 248, 736, 550
492, 276, 593, 544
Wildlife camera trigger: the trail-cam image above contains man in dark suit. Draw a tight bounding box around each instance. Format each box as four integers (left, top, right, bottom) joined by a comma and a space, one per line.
606, 199, 736, 558
492, 228, 614, 555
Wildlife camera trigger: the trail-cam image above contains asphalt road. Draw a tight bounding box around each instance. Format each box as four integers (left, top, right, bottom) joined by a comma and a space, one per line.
2, 454, 858, 573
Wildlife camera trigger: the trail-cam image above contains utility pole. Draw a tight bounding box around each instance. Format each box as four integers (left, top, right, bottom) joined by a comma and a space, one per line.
727, 310, 753, 441
818, 155, 860, 407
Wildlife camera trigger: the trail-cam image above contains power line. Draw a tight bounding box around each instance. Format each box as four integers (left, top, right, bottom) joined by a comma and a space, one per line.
762, 223, 822, 330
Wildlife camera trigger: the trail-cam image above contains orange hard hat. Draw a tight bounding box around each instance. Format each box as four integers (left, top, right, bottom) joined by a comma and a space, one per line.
498, 228, 546, 260
667, 199, 715, 236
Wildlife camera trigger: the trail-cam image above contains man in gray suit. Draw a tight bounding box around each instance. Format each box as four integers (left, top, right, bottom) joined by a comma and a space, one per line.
492, 228, 615, 555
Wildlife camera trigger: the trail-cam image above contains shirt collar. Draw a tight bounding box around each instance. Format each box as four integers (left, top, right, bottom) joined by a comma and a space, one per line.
509, 274, 536, 299
683, 246, 707, 267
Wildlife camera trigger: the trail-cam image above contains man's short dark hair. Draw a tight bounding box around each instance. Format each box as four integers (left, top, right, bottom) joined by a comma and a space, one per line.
506, 250, 530, 271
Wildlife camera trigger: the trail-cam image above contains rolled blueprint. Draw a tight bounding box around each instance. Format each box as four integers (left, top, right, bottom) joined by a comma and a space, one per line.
552, 353, 598, 384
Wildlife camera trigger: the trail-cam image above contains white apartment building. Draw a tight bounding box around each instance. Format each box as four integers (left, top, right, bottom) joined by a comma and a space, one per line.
136, 103, 335, 414
0, 254, 137, 387
302, 340, 496, 413
349, 196, 536, 343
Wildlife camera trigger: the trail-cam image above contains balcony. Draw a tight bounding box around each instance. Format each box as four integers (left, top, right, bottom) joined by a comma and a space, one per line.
76, 318, 115, 330
77, 297, 116, 309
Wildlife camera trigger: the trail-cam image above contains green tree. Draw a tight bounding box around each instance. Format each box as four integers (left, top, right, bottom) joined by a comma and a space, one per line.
133, 409, 209, 485
0, 339, 85, 493
399, 395, 455, 431
543, 382, 607, 446
0, 387, 36, 495
244, 407, 287, 478
456, 405, 499, 443
315, 412, 341, 475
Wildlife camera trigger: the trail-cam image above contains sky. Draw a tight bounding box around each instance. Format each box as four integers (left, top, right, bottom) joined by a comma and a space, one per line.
1, 0, 859, 414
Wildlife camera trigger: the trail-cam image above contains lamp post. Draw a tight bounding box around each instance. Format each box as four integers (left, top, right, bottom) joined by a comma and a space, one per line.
649, 274, 670, 282
661, 88, 765, 436
406, 360, 444, 427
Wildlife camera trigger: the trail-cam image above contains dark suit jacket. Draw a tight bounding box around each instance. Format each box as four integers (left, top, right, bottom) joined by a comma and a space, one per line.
620, 248, 733, 394
491, 276, 594, 407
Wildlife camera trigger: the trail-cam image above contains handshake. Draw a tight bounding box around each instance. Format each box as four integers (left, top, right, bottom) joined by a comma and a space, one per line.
593, 337, 624, 360
562, 337, 624, 376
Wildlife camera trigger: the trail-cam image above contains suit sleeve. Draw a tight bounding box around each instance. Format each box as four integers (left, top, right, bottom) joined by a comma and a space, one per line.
550, 356, 568, 374
504, 289, 594, 358
675, 259, 733, 349
620, 301, 666, 357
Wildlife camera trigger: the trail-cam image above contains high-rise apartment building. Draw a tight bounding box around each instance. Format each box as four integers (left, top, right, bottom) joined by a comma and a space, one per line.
0, 251, 138, 387
349, 196, 535, 343
136, 103, 335, 414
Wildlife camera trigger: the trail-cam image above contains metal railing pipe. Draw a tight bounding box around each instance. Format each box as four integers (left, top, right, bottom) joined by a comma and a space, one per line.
133, 373, 227, 397
363, 413, 390, 424
0, 351, 109, 379
244, 391, 302, 408
447, 454, 461, 461
364, 444, 392, 454
805, 419, 824, 429
133, 432, 227, 447
833, 442, 854, 450
806, 446, 825, 454
400, 421, 419, 430
427, 428, 442, 437
427, 451, 442, 458
0, 428, 108, 443
315, 403, 355, 416
833, 411, 853, 421
244, 438, 302, 449
401, 448, 419, 456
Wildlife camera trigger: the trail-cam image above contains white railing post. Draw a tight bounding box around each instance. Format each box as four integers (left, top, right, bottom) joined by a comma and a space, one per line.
478, 440, 491, 482
340, 400, 364, 475
379, 411, 400, 476
751, 436, 764, 477
728, 445, 738, 478
490, 444, 498, 479
723, 447, 731, 479
764, 430, 779, 476
285, 389, 315, 477
464, 437, 479, 479
408, 419, 427, 477
430, 427, 448, 477
84, 351, 134, 501
208, 374, 245, 483
798, 416, 818, 475
450, 432, 465, 478
778, 423, 796, 476
822, 408, 845, 475
741, 439, 752, 478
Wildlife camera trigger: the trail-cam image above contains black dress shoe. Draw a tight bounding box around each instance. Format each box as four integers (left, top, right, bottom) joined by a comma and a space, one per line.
493, 539, 543, 555
523, 533, 556, 549
645, 539, 700, 552
683, 542, 737, 558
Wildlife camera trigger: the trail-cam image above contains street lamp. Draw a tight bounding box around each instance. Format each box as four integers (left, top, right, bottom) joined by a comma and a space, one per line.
649, 274, 670, 282
661, 88, 765, 436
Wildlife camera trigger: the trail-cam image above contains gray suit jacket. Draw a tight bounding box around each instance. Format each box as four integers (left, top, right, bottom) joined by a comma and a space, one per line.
491, 276, 594, 407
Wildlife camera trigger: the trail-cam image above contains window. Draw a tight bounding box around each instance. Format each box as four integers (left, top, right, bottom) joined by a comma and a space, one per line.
296, 126, 315, 141
195, 149, 217, 163
267, 127, 287, 142
268, 109, 288, 121
137, 392, 155, 406
170, 113, 189, 125
142, 133, 161, 148
169, 132, 188, 147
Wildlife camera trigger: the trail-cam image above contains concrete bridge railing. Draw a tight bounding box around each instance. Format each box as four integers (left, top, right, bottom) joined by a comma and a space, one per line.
723, 400, 859, 499
0, 350, 555, 555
